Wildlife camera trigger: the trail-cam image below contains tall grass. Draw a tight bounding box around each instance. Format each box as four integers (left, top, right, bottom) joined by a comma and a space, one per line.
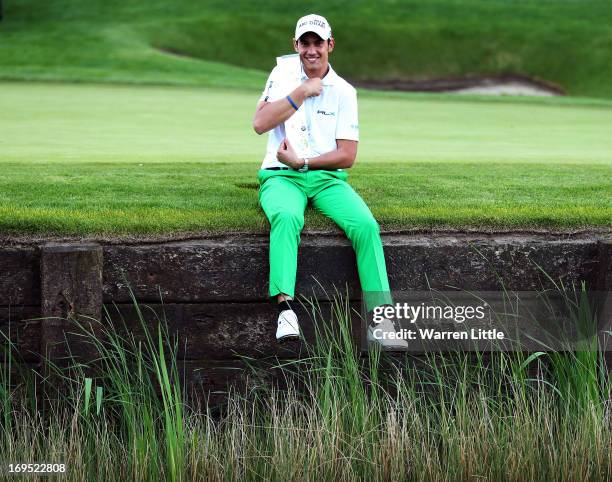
0, 288, 610, 481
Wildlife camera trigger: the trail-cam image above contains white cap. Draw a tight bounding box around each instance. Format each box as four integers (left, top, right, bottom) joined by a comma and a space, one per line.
294, 14, 332, 41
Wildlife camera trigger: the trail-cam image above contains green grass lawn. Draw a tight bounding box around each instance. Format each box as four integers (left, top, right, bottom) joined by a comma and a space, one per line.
2, 0, 612, 98
1, 82, 610, 236
2, 0, 612, 236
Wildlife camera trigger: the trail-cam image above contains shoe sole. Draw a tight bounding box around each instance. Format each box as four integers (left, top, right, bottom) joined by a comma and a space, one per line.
277, 333, 301, 342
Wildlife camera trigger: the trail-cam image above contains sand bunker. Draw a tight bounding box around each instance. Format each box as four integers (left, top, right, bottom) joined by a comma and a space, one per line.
454, 79, 558, 96
354, 75, 564, 97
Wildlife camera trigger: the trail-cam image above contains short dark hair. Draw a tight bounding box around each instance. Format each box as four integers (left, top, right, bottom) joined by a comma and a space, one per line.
296, 34, 331, 45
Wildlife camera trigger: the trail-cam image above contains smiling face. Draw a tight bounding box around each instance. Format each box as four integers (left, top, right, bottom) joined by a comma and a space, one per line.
294, 31, 335, 78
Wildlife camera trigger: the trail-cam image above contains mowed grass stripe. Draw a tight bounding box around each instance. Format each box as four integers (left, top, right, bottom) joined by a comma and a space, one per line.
0, 161, 609, 235
3, 82, 612, 165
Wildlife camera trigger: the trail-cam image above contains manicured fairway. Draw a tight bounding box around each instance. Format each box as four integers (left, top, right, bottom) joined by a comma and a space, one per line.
1, 82, 611, 235
4, 82, 612, 165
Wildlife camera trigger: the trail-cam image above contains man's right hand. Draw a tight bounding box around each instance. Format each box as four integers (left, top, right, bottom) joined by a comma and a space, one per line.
301, 78, 323, 97
253, 77, 321, 134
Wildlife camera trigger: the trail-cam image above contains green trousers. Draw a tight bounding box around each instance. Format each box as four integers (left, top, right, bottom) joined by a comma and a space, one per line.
258, 169, 392, 311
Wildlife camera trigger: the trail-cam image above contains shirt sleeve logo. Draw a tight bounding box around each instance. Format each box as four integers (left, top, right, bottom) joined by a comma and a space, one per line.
317, 110, 336, 116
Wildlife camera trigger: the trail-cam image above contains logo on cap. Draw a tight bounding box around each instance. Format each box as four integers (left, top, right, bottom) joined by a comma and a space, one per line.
298, 19, 326, 29
295, 14, 332, 40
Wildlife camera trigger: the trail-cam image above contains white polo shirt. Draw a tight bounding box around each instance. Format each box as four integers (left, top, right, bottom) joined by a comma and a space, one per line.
258, 63, 359, 169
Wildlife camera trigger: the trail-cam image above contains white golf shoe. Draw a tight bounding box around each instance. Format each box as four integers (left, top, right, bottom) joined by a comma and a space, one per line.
367, 317, 409, 349
276, 310, 301, 341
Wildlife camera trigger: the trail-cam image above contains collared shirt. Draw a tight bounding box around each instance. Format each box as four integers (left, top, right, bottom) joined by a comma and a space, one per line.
258, 63, 359, 169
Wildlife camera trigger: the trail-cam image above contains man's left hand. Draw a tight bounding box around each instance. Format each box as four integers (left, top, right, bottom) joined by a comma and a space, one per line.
276, 138, 303, 170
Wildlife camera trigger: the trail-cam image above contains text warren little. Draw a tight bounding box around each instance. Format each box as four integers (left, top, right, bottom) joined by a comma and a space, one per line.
370, 328, 505, 340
